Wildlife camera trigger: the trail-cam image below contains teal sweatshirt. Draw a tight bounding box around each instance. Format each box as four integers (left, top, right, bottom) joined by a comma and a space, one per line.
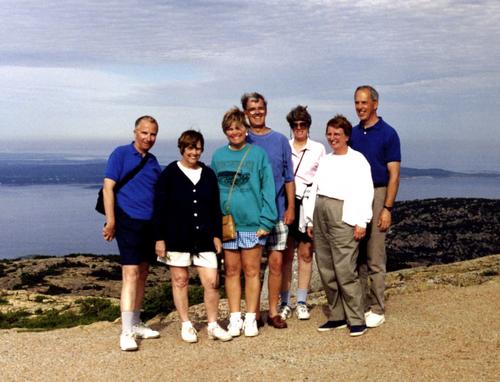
210, 144, 277, 232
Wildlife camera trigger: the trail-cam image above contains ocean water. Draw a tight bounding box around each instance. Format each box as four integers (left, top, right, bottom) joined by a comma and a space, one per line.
0, 176, 498, 259
0, 184, 117, 259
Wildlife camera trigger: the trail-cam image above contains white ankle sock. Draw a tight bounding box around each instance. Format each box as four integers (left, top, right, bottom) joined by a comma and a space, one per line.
181, 321, 193, 329
245, 312, 256, 322
207, 321, 218, 330
230, 312, 241, 322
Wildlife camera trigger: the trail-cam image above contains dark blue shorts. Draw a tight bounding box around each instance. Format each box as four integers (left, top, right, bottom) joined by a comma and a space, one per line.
115, 208, 155, 265
288, 198, 312, 243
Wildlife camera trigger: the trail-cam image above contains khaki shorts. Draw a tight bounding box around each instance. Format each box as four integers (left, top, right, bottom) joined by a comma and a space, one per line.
157, 251, 217, 269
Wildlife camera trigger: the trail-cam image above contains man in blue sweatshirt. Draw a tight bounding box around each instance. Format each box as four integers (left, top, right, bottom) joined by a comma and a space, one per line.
242, 92, 295, 329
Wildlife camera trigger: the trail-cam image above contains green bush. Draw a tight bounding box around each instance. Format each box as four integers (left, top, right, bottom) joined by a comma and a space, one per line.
16, 263, 64, 288
0, 297, 119, 330
0, 310, 31, 328
33, 295, 45, 303
142, 282, 175, 320
75, 297, 120, 322
141, 282, 207, 321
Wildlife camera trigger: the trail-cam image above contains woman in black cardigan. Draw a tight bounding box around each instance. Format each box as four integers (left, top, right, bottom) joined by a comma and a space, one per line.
154, 130, 231, 343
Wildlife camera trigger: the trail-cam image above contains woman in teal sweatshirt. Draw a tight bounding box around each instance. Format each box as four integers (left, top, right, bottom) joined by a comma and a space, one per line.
211, 107, 277, 338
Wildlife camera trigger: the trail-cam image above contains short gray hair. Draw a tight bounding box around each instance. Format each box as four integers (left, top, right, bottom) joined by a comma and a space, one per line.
355, 85, 379, 102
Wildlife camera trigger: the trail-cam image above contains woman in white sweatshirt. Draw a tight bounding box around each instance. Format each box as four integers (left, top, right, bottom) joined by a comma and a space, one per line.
304, 114, 373, 337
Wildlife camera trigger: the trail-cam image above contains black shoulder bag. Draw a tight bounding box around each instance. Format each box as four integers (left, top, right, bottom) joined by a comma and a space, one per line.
95, 153, 150, 215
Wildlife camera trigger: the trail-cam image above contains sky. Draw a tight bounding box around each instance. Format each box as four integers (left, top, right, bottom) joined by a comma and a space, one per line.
1, 0, 499, 171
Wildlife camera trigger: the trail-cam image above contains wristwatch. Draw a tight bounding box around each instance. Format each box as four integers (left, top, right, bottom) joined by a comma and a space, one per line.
383, 205, 393, 212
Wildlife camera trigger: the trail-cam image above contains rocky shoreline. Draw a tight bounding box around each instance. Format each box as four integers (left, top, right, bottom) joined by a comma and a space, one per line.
0, 197, 499, 327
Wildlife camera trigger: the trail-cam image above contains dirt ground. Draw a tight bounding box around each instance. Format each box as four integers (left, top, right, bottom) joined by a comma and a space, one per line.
1, 274, 498, 382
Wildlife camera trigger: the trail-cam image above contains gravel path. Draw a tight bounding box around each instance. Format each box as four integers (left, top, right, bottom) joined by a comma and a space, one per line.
1, 277, 498, 382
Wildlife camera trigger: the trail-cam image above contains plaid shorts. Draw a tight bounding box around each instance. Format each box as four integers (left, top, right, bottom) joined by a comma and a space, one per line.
222, 231, 268, 250
266, 221, 288, 251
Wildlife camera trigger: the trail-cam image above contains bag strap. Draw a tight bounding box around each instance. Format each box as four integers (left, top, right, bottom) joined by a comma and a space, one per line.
294, 148, 307, 177
114, 153, 150, 193
225, 145, 252, 214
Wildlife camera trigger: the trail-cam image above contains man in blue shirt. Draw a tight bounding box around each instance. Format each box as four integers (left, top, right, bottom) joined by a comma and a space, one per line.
102, 116, 162, 351
350, 86, 401, 329
243, 92, 295, 329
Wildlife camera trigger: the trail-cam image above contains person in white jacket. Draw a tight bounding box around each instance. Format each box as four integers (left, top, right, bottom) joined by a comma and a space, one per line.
304, 114, 373, 337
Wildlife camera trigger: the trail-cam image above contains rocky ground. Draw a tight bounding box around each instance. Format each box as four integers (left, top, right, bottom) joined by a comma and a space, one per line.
387, 198, 500, 269
0, 255, 498, 381
0, 197, 499, 380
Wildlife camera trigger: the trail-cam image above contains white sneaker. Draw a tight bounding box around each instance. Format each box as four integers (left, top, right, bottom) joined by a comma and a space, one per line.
279, 305, 293, 320
120, 332, 138, 351
181, 324, 198, 343
133, 322, 160, 339
364, 311, 371, 318
227, 319, 243, 337
207, 323, 233, 342
295, 303, 310, 320
243, 318, 259, 337
366, 312, 385, 328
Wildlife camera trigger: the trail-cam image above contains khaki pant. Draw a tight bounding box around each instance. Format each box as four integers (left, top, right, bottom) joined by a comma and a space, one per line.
358, 187, 387, 314
313, 197, 365, 326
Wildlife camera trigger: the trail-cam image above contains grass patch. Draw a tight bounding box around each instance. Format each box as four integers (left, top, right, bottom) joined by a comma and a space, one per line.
33, 295, 46, 303
142, 282, 206, 321
15, 264, 65, 289
480, 269, 499, 277
0, 297, 120, 330
0, 296, 9, 305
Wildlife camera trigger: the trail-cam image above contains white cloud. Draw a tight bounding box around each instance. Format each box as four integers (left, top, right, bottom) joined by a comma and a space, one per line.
0, 0, 499, 170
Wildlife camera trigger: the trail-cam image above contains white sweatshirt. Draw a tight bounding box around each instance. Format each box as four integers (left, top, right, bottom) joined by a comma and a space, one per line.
303, 147, 374, 229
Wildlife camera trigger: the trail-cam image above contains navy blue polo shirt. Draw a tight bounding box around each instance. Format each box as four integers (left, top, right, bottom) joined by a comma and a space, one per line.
350, 117, 401, 187
104, 143, 161, 220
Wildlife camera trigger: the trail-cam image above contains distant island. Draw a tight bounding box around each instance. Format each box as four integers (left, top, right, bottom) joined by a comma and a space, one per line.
0, 154, 498, 185
400, 167, 500, 178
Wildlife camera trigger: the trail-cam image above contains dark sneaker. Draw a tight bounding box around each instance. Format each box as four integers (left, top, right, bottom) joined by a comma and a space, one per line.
317, 320, 348, 332
349, 325, 368, 337
256, 317, 265, 328
267, 314, 288, 329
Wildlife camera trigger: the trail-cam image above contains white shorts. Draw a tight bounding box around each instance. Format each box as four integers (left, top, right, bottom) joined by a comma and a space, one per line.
157, 251, 218, 269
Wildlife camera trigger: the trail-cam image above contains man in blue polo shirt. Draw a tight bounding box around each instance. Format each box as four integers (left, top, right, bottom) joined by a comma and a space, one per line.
350, 86, 401, 328
102, 115, 162, 351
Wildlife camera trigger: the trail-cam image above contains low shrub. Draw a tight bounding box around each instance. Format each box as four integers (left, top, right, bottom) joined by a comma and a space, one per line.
0, 297, 119, 330
33, 295, 46, 303
89, 267, 122, 281
142, 282, 206, 321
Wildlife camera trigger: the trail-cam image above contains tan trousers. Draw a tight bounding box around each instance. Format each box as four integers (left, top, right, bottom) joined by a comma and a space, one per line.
313, 196, 365, 326
358, 187, 387, 314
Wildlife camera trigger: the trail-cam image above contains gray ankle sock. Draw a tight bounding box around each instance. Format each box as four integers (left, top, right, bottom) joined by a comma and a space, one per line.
132, 310, 141, 325
296, 288, 308, 304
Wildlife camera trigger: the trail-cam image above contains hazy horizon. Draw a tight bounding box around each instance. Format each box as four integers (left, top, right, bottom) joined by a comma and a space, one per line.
0, 136, 498, 173
1, 1, 499, 174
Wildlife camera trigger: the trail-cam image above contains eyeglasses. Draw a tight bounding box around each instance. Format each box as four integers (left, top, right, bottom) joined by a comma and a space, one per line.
292, 122, 308, 130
